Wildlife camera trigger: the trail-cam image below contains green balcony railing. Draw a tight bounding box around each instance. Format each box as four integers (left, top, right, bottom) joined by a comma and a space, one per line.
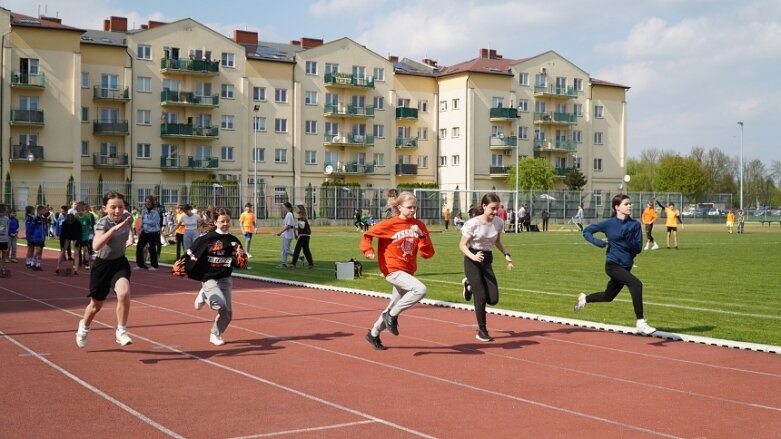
533, 85, 578, 99
10, 109, 44, 125
395, 163, 418, 176
160, 90, 219, 107
324, 72, 375, 89
160, 123, 219, 139
533, 139, 577, 151
93, 120, 129, 136
488, 135, 517, 148
92, 153, 129, 167
323, 161, 375, 175
489, 107, 519, 119
346, 133, 374, 146
396, 137, 418, 148
10, 144, 44, 162
160, 58, 220, 75
93, 86, 130, 101
160, 155, 219, 170
534, 112, 577, 124
395, 107, 419, 119
11, 71, 46, 88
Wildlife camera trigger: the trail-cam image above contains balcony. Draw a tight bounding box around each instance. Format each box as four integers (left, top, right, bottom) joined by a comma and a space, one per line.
11, 71, 46, 89
554, 166, 578, 177
395, 107, 419, 120
160, 123, 219, 139
489, 107, 519, 121
533, 139, 577, 152
160, 155, 219, 171
10, 144, 44, 162
533, 112, 577, 125
533, 85, 578, 99
93, 86, 130, 101
160, 90, 219, 108
323, 104, 375, 119
93, 120, 129, 136
93, 153, 129, 168
395, 163, 418, 176
323, 161, 375, 176
489, 166, 511, 176
324, 73, 374, 89
160, 58, 220, 76
488, 135, 518, 149
10, 109, 44, 126
395, 137, 418, 149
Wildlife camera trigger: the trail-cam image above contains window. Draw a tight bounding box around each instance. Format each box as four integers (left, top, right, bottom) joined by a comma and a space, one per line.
221, 115, 235, 130
439, 155, 447, 166
275, 88, 288, 103
81, 141, 89, 157
81, 107, 89, 122
253, 116, 266, 132
221, 146, 234, 161
573, 130, 582, 143
574, 156, 582, 169
594, 132, 603, 145
373, 67, 385, 81
221, 52, 235, 68
593, 190, 603, 207
137, 44, 151, 60
325, 122, 339, 136
594, 158, 603, 171
452, 98, 460, 110
253, 147, 265, 162
275, 148, 287, 163
161, 188, 179, 206
518, 126, 529, 140
452, 155, 460, 166
274, 186, 288, 204
594, 105, 604, 118
439, 128, 447, 139
325, 151, 338, 165
221, 84, 235, 99
305, 61, 317, 75
452, 127, 460, 138
137, 76, 151, 93
304, 120, 317, 134
325, 63, 339, 74
418, 127, 428, 140
491, 154, 503, 167
574, 103, 583, 117
253, 86, 266, 101
491, 97, 504, 108
518, 72, 529, 86
418, 100, 427, 112
99, 107, 119, 123
352, 65, 366, 79
305, 150, 317, 165
305, 91, 318, 105
162, 143, 179, 161
418, 155, 428, 168
518, 99, 529, 112
274, 118, 288, 132
21, 58, 39, 75
574, 78, 583, 91
373, 124, 384, 138
373, 96, 384, 110
398, 98, 410, 108
535, 73, 546, 87
439, 100, 447, 111
81, 72, 89, 88
373, 153, 385, 167
137, 109, 151, 125
136, 143, 151, 159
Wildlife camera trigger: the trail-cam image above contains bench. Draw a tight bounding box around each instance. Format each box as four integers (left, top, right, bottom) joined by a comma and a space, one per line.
747, 217, 781, 227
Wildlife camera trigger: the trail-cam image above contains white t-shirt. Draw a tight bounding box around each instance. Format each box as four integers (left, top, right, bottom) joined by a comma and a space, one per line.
181, 213, 199, 231
282, 211, 296, 239
461, 216, 504, 251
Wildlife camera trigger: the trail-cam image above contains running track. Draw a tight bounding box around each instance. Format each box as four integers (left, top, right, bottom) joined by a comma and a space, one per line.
1, 253, 780, 438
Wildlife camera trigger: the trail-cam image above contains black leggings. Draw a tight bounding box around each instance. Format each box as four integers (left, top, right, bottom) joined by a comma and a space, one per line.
175, 233, 184, 259
586, 262, 644, 319
464, 249, 499, 330
292, 235, 313, 266
645, 223, 655, 242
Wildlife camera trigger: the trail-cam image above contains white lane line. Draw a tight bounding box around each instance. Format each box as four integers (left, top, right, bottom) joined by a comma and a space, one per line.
0, 330, 184, 438
227, 420, 376, 438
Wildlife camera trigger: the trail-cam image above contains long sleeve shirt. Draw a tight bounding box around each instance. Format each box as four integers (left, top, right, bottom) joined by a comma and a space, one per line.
583, 216, 643, 268
359, 216, 435, 276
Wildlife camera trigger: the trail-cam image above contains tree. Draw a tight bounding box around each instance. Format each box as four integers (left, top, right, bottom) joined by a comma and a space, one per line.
506, 157, 555, 190
563, 168, 587, 190
655, 155, 710, 200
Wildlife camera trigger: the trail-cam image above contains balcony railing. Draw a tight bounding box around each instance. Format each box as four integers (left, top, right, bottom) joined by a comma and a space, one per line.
395, 137, 418, 148
554, 166, 578, 176
160, 58, 220, 75
160, 155, 219, 170
488, 135, 518, 148
10, 144, 44, 162
93, 86, 130, 101
323, 104, 375, 118
533, 112, 577, 124
533, 85, 578, 99
324, 72, 375, 89
489, 166, 511, 176
10, 109, 44, 125
395, 163, 418, 176
160, 90, 219, 107
395, 107, 419, 120
533, 139, 577, 152
93, 120, 129, 136
92, 153, 129, 168
489, 107, 519, 120
11, 71, 46, 88
160, 123, 219, 139
323, 162, 375, 175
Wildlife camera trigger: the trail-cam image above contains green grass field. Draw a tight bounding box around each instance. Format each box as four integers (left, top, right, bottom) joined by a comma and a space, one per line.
147, 222, 781, 346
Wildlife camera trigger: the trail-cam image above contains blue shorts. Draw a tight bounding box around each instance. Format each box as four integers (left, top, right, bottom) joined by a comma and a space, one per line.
244, 232, 253, 240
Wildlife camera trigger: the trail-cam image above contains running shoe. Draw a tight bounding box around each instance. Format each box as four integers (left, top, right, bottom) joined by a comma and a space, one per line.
76, 319, 90, 348
574, 293, 587, 312
636, 320, 657, 335
476, 329, 494, 342
382, 311, 399, 335
115, 329, 133, 346
209, 333, 225, 346
364, 331, 385, 350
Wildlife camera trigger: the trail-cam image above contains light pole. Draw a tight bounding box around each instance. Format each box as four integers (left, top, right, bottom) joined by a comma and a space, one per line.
253, 105, 260, 218
738, 121, 743, 211
514, 152, 519, 233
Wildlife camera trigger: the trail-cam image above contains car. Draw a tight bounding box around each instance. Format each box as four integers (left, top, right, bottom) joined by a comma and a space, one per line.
754, 207, 770, 216
771, 208, 781, 216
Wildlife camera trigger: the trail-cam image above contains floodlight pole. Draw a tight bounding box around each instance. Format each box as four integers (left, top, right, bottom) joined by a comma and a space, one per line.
738, 121, 743, 211
514, 152, 519, 233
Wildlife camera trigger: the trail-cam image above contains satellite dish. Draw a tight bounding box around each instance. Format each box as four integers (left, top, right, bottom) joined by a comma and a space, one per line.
324, 165, 334, 174
623, 174, 631, 183
332, 135, 339, 143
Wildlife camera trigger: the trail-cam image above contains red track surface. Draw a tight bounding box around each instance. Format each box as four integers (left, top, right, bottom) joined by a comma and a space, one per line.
2, 253, 780, 438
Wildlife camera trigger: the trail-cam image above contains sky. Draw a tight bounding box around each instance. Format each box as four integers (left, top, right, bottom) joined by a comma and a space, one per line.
4, 0, 781, 165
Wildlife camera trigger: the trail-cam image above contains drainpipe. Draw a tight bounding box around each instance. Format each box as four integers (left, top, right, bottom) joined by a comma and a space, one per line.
0, 30, 11, 201
125, 47, 134, 181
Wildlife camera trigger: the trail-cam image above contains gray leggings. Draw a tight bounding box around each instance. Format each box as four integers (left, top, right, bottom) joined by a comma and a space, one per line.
201, 277, 233, 336
371, 271, 427, 336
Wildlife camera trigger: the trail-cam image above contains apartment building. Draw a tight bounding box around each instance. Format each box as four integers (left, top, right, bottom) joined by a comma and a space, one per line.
1, 8, 627, 208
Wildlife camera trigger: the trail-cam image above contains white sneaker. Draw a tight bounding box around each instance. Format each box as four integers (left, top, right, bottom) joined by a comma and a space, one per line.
209, 333, 225, 346
574, 293, 587, 312
194, 292, 206, 310
644, 243, 650, 251
651, 243, 659, 250
247, 253, 253, 258
115, 329, 133, 346
636, 319, 656, 335
148, 267, 158, 271
76, 319, 90, 348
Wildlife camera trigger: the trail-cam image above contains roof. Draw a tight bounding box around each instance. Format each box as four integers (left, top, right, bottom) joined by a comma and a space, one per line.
80, 30, 127, 47
394, 58, 438, 77
590, 78, 631, 89
437, 56, 521, 77
244, 41, 302, 63
10, 12, 84, 32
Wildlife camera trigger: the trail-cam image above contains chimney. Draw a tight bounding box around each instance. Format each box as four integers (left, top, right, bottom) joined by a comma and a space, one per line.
480, 48, 489, 58
41, 16, 61, 24
233, 30, 258, 45
104, 19, 110, 31
388, 55, 399, 63
147, 20, 166, 29
110, 16, 127, 32
290, 40, 301, 46
422, 58, 438, 67
299, 37, 324, 49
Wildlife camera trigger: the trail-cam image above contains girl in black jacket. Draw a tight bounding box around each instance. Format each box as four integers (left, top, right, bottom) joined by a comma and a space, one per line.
290, 205, 314, 269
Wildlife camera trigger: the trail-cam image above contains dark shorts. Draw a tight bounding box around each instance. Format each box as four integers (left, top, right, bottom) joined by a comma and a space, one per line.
76, 240, 90, 247
667, 226, 678, 232
88, 256, 131, 301
0, 242, 8, 251
27, 240, 44, 248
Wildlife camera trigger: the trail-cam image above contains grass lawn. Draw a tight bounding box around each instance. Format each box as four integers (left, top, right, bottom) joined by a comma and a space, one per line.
149, 222, 781, 346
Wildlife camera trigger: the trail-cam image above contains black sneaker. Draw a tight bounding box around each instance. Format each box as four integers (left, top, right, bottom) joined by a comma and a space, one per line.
461, 277, 472, 301
365, 331, 386, 350
382, 311, 399, 336
476, 329, 494, 342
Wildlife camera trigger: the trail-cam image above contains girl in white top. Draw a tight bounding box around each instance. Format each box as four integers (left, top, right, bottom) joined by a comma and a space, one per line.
458, 193, 513, 342
177, 203, 201, 251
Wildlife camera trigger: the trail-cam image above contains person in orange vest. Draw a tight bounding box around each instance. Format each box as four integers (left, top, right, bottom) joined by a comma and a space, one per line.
641, 199, 659, 250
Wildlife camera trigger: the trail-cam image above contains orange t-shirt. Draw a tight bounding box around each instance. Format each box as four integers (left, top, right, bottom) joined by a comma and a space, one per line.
239, 211, 256, 234
360, 216, 435, 276
641, 206, 657, 225
444, 211, 451, 221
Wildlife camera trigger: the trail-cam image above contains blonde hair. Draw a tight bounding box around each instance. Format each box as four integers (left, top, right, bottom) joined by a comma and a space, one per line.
388, 191, 416, 216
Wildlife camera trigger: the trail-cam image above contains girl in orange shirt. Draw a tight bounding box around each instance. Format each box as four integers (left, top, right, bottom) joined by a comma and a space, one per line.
360, 191, 435, 350
641, 199, 659, 250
